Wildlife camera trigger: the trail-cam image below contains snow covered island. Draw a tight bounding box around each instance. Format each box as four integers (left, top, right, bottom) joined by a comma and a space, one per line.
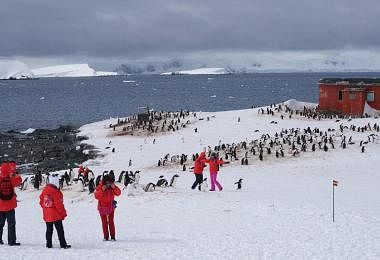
6, 100, 380, 259
161, 67, 230, 75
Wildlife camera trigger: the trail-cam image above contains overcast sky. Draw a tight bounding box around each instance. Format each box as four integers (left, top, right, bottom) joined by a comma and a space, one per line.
1, 0, 379, 68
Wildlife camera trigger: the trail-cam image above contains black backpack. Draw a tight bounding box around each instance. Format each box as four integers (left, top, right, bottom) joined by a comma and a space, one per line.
0, 176, 14, 201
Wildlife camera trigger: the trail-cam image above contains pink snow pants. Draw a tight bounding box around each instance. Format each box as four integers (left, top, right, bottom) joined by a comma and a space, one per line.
210, 173, 222, 191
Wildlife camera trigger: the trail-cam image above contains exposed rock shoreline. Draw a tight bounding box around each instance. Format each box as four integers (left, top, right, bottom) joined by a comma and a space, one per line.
0, 125, 98, 173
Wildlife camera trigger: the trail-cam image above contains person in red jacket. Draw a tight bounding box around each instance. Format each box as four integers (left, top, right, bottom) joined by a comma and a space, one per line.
39, 174, 71, 249
94, 174, 121, 241
0, 161, 22, 246
191, 152, 207, 190
205, 153, 224, 191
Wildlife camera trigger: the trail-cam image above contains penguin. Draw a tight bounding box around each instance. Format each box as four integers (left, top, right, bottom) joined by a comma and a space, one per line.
123, 172, 131, 189
88, 178, 95, 194
117, 171, 125, 183
143, 183, 156, 192
234, 179, 243, 190
156, 176, 169, 187
169, 174, 180, 187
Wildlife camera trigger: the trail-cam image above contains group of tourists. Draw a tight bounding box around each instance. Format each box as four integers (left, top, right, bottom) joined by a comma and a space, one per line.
0, 150, 225, 248
0, 161, 121, 248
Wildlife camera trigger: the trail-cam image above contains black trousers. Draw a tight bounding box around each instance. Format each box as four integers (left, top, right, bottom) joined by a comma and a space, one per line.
46, 220, 67, 247
191, 174, 203, 190
0, 210, 16, 244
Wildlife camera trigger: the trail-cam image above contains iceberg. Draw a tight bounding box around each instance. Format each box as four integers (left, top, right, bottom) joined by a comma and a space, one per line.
0, 59, 34, 79
32, 64, 117, 78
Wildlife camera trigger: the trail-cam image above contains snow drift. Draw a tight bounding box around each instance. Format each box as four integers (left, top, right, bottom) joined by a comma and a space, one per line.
31, 64, 117, 78
0, 59, 34, 79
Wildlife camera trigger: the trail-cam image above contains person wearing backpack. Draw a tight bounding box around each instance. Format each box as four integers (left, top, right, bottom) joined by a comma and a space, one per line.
39, 174, 71, 249
94, 174, 121, 241
0, 161, 22, 246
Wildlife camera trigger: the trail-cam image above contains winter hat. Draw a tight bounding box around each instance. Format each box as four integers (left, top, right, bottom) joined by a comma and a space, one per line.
49, 175, 60, 188
102, 174, 112, 185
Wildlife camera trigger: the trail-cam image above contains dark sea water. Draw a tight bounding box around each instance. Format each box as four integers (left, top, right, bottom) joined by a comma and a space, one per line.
1, 72, 380, 131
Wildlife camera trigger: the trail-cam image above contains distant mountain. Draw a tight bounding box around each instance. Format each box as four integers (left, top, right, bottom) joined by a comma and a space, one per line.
161, 67, 230, 75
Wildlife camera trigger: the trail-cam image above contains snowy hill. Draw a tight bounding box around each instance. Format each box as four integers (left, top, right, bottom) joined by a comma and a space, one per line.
31, 64, 117, 78
0, 59, 34, 79
161, 67, 229, 75
3, 100, 380, 259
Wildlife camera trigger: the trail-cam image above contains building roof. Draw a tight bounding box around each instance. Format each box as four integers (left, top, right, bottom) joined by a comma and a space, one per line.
319, 78, 380, 85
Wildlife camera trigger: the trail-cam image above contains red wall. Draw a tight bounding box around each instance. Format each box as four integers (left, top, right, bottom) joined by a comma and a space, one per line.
319, 84, 343, 112
318, 83, 380, 115
341, 90, 366, 115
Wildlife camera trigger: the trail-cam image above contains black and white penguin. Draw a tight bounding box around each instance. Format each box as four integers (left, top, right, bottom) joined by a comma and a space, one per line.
143, 183, 156, 192
234, 179, 243, 190
117, 171, 125, 183
88, 178, 95, 194
156, 176, 168, 187
169, 174, 180, 187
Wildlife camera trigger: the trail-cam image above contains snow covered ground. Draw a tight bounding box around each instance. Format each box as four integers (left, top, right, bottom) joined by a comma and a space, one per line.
161, 67, 229, 75
2, 101, 380, 259
31, 64, 116, 78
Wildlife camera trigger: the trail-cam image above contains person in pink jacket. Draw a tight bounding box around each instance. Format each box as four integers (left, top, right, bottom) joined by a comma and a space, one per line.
205, 153, 224, 191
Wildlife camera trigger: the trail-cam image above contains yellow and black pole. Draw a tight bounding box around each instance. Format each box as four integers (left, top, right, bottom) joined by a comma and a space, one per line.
332, 180, 338, 222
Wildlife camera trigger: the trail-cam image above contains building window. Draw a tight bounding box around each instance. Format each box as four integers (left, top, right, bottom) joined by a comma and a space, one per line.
367, 92, 375, 102
349, 92, 356, 100
338, 91, 343, 100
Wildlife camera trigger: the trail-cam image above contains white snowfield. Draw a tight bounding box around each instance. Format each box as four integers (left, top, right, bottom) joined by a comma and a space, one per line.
161, 67, 229, 75
0, 60, 34, 79
31, 64, 117, 78
3, 100, 380, 260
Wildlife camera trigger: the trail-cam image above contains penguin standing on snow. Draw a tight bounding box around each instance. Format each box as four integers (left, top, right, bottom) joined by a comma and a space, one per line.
169, 174, 180, 187
88, 178, 95, 194
234, 179, 243, 190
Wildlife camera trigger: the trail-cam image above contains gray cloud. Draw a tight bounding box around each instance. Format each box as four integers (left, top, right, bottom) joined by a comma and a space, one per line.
0, 0, 379, 60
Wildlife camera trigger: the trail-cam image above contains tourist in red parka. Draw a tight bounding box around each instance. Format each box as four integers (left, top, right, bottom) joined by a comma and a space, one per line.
205, 153, 224, 191
39, 175, 71, 249
191, 152, 206, 190
94, 174, 121, 241
0, 161, 22, 246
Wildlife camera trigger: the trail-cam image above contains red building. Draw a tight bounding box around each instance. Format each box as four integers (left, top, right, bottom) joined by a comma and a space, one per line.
318, 78, 380, 116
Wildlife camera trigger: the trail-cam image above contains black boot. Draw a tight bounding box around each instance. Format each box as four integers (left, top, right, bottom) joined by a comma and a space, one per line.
9, 242, 20, 246
61, 244, 71, 249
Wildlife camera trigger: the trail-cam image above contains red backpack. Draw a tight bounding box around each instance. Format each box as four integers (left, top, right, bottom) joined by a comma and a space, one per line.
0, 176, 14, 201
